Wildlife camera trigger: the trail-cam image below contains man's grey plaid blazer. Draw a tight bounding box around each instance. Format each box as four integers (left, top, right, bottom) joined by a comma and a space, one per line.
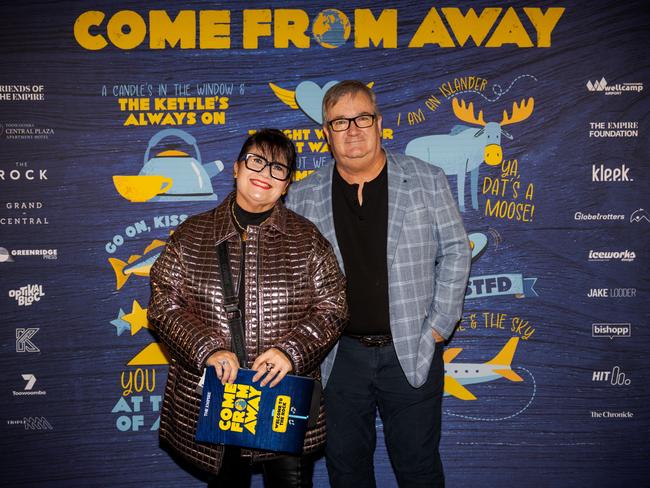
286, 149, 471, 388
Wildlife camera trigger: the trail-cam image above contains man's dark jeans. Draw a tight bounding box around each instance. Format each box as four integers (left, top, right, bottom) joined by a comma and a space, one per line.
325, 335, 445, 488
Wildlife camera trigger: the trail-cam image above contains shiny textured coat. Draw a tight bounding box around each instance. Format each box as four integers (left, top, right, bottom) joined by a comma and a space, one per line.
148, 193, 348, 474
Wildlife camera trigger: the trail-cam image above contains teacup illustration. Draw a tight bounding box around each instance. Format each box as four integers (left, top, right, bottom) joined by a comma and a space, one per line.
113, 175, 173, 202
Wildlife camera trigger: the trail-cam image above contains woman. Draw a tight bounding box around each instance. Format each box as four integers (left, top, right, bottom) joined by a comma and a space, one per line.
148, 129, 347, 487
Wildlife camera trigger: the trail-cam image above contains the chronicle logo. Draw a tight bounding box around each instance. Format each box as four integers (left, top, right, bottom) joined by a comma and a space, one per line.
12, 374, 47, 396
590, 410, 634, 419
586, 78, 644, 95
15, 328, 39, 352
592, 366, 630, 385
592, 164, 632, 182
6, 417, 53, 430
587, 250, 636, 262
9, 284, 45, 306
592, 323, 631, 339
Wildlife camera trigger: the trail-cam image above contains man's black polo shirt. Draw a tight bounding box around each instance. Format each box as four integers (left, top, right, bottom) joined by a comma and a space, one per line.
332, 162, 390, 336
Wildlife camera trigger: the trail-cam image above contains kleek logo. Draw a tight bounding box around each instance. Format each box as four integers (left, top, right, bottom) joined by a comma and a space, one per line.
588, 250, 636, 262
9, 284, 45, 306
219, 383, 261, 435
592, 366, 630, 385
592, 164, 632, 182
15, 328, 39, 352
586, 78, 644, 95
630, 208, 649, 224
592, 323, 631, 339
13, 374, 47, 396
6, 417, 53, 430
587, 288, 637, 298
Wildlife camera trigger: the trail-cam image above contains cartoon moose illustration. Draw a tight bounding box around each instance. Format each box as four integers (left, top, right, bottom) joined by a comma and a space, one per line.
405, 97, 534, 212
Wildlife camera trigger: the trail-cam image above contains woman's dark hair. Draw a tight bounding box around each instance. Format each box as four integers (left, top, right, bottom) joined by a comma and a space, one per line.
236, 128, 297, 178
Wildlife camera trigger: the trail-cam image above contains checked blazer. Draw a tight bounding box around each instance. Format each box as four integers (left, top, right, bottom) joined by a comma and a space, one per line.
286, 149, 471, 388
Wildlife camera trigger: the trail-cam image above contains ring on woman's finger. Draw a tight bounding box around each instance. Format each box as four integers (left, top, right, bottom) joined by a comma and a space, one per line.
266, 362, 275, 372
220, 359, 228, 366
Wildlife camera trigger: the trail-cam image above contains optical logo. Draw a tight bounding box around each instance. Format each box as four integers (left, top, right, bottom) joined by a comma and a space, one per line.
586, 78, 644, 95
15, 328, 39, 352
588, 250, 636, 262
591, 323, 631, 339
630, 208, 649, 224
592, 366, 630, 386
587, 288, 637, 298
9, 284, 45, 306
591, 164, 632, 182
12, 374, 47, 396
0, 247, 57, 262
6, 417, 53, 430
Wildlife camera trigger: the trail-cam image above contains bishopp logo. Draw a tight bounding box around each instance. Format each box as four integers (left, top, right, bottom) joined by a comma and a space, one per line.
9, 284, 45, 306
586, 78, 643, 95
112, 128, 224, 203
592, 323, 631, 339
16, 328, 39, 352
465, 231, 538, 300
219, 383, 261, 435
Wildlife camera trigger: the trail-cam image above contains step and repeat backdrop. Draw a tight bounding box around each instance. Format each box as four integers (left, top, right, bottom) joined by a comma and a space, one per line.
1, 1, 648, 486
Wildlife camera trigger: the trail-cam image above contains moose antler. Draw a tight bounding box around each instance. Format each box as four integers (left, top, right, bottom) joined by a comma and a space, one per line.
452, 98, 486, 126
501, 98, 534, 126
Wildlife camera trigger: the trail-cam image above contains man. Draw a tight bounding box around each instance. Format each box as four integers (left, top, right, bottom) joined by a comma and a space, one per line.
286, 80, 470, 487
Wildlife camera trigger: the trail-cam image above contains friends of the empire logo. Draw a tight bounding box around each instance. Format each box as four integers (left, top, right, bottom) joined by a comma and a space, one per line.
219, 383, 261, 435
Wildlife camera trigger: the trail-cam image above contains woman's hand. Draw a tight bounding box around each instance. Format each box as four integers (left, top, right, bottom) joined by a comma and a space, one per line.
252, 348, 293, 388
206, 350, 240, 385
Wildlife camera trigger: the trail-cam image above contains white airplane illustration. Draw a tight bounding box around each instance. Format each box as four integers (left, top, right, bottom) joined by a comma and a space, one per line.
444, 337, 523, 400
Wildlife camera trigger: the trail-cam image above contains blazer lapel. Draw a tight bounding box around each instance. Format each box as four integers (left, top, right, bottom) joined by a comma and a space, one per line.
313, 162, 344, 268
386, 149, 409, 269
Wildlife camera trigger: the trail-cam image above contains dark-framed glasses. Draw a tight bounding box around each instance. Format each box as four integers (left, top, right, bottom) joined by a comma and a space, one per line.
242, 153, 291, 181
327, 114, 376, 132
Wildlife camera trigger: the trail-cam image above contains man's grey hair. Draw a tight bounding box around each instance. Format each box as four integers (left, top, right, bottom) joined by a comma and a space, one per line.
321, 80, 381, 125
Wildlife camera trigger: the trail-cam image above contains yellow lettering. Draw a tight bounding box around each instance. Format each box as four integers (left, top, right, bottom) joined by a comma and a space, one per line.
442, 8, 501, 47
74, 11, 108, 50
274, 10, 310, 48
485, 7, 533, 48
524, 8, 565, 47
243, 10, 272, 49
199, 10, 231, 49
354, 9, 397, 48
244, 418, 257, 435
149, 10, 195, 49
219, 420, 230, 430
409, 8, 455, 48
107, 11, 146, 50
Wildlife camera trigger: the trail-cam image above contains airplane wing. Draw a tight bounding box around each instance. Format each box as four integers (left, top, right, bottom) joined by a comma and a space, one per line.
443, 348, 462, 363
493, 369, 524, 382
444, 375, 477, 400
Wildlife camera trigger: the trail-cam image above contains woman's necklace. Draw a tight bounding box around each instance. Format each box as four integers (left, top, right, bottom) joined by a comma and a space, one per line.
231, 201, 272, 241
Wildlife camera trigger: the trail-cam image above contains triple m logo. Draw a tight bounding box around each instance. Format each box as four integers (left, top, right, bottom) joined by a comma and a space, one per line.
592, 366, 630, 386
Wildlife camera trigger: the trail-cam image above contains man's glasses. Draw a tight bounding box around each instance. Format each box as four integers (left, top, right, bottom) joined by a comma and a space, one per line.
327, 114, 376, 132
241, 153, 291, 181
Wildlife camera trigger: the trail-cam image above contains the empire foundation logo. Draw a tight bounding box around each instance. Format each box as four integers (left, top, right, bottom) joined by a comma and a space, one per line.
218, 383, 261, 434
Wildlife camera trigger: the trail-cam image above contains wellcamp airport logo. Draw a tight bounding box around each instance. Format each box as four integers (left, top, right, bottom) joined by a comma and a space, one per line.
586, 78, 643, 95
592, 323, 631, 339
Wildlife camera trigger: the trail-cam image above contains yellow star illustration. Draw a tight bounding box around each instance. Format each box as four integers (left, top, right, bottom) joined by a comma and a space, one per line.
122, 300, 150, 335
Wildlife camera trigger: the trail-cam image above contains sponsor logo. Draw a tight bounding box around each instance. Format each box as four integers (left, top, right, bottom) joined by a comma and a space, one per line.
0, 247, 57, 262
9, 284, 45, 306
590, 410, 634, 419
6, 417, 53, 430
0, 163, 48, 182
591, 164, 632, 182
591, 323, 631, 339
574, 211, 625, 221
1, 202, 49, 226
0, 85, 46, 102
0, 122, 55, 140
586, 78, 644, 95
12, 374, 47, 396
588, 121, 638, 138
15, 328, 39, 352
587, 288, 637, 298
587, 250, 635, 262
630, 208, 649, 224
592, 366, 630, 385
